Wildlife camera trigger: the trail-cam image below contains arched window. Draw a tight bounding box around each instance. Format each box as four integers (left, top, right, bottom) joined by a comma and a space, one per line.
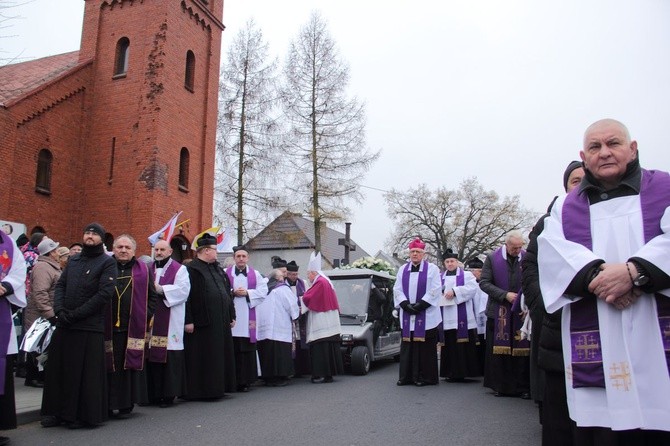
185, 50, 195, 92
114, 37, 130, 76
35, 149, 53, 193
179, 147, 190, 191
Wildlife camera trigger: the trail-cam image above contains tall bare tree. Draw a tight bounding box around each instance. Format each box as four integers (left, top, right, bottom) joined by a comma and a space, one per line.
385, 177, 538, 263
215, 19, 283, 244
282, 12, 379, 251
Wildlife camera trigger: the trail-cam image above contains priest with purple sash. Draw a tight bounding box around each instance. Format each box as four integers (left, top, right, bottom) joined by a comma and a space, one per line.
227, 245, 267, 392
538, 119, 670, 443
392, 238, 442, 386
479, 231, 530, 398
147, 240, 190, 407
41, 223, 117, 428
106, 235, 159, 418
0, 230, 26, 444
439, 249, 481, 381
286, 260, 310, 377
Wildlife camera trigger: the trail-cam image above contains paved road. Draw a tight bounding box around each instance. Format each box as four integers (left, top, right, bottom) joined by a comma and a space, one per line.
9, 360, 541, 446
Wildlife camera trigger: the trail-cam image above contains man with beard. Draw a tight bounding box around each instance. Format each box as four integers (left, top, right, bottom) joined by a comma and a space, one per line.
225, 245, 267, 392
147, 240, 190, 407
184, 233, 237, 399
0, 229, 26, 445
107, 235, 159, 418
41, 223, 117, 428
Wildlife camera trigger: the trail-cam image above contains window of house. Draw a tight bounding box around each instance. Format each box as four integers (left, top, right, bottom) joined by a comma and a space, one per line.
114, 37, 130, 77
35, 149, 53, 194
185, 50, 195, 92
179, 147, 189, 191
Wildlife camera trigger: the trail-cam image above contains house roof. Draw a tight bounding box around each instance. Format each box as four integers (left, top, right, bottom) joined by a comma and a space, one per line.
0, 51, 82, 106
245, 211, 370, 265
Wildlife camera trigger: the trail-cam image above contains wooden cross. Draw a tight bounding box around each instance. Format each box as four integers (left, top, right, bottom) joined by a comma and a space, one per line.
338, 222, 357, 266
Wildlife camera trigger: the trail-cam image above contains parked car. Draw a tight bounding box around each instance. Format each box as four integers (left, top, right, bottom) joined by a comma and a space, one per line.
323, 268, 400, 375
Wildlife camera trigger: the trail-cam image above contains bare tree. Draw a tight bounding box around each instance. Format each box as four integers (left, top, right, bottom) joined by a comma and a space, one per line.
281, 11, 379, 251
215, 19, 284, 244
385, 177, 538, 264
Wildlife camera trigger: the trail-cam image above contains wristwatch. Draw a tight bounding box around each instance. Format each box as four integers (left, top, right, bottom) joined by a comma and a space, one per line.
631, 262, 649, 287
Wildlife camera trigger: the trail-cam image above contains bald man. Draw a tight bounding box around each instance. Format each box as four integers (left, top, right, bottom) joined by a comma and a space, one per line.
147, 240, 190, 407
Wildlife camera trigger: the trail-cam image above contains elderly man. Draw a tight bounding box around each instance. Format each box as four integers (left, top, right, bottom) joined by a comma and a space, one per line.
184, 233, 236, 399
538, 119, 670, 443
41, 223, 117, 428
23, 238, 63, 388
0, 229, 26, 445
256, 269, 300, 386
480, 230, 529, 398
147, 240, 190, 407
439, 249, 481, 382
393, 238, 442, 386
225, 245, 267, 392
302, 252, 343, 383
107, 235, 159, 418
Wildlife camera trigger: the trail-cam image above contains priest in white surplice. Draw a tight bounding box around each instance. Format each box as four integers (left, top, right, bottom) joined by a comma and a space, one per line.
147, 240, 190, 407
538, 119, 670, 444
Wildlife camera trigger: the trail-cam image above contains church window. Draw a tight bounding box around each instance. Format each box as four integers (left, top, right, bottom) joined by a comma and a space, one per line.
185, 50, 195, 92
179, 147, 190, 191
35, 149, 53, 194
114, 37, 130, 77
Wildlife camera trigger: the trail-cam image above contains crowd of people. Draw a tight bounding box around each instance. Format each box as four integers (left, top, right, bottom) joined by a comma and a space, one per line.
1, 118, 669, 445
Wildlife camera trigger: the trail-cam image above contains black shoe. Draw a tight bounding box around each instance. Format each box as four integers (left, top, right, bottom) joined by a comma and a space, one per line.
0, 435, 9, 446
25, 379, 44, 388
520, 392, 531, 400
414, 381, 428, 387
311, 377, 325, 384
323, 377, 333, 383
116, 407, 132, 419
67, 421, 85, 430
41, 416, 61, 428
237, 385, 250, 392
396, 380, 411, 386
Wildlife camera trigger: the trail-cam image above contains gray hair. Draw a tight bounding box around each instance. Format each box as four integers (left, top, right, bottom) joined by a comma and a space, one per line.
113, 234, 137, 250
504, 230, 524, 244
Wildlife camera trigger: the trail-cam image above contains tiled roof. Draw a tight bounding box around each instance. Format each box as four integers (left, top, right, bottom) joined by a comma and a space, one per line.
246, 211, 370, 264
0, 51, 82, 106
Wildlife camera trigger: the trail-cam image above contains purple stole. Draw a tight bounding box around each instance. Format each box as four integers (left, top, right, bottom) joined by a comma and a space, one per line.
563, 169, 670, 387
490, 247, 529, 356
401, 261, 428, 342
149, 259, 181, 363
441, 269, 468, 342
226, 266, 258, 343
0, 234, 14, 395
105, 260, 149, 371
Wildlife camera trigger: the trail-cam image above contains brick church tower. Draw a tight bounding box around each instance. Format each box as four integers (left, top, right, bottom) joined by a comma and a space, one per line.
0, 0, 224, 258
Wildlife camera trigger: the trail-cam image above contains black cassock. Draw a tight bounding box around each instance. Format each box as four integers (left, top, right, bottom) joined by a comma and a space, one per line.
184, 258, 236, 399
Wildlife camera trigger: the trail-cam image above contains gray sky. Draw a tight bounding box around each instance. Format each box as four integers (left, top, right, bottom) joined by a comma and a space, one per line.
3, 0, 670, 255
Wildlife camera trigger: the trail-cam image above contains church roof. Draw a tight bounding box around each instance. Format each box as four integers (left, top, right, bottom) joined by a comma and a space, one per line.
245, 211, 370, 265
0, 51, 83, 107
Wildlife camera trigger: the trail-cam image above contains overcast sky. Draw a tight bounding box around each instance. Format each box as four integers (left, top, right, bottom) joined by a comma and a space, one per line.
3, 0, 670, 255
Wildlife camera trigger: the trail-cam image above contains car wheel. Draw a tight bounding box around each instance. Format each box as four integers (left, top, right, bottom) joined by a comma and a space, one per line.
351, 346, 370, 375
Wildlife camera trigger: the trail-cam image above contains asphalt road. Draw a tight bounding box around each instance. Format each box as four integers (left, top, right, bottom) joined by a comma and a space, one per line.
9, 360, 541, 446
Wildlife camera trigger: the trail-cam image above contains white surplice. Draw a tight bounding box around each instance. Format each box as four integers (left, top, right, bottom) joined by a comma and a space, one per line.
154, 260, 190, 350
2, 237, 27, 355
538, 193, 670, 431
256, 283, 300, 343
231, 266, 268, 338
393, 262, 443, 331
441, 268, 478, 330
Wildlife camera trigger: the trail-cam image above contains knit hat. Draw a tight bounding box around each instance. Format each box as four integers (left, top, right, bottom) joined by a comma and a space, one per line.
563, 160, 583, 192
56, 246, 70, 258
83, 222, 106, 238
38, 238, 60, 256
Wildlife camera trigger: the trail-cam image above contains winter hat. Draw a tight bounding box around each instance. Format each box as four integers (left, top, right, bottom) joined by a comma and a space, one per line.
83, 222, 106, 238
563, 161, 583, 192
38, 238, 60, 256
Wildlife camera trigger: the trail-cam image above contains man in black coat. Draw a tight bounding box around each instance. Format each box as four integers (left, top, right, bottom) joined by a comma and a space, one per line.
41, 223, 117, 428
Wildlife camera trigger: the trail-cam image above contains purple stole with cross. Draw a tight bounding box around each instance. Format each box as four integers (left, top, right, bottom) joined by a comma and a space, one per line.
105, 260, 149, 371
226, 266, 258, 343
0, 233, 14, 395
563, 169, 670, 387
490, 247, 529, 356
149, 259, 181, 363
401, 261, 428, 342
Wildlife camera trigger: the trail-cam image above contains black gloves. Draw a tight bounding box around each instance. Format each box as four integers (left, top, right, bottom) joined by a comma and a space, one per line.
399, 301, 419, 315
56, 310, 72, 328
412, 300, 431, 312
